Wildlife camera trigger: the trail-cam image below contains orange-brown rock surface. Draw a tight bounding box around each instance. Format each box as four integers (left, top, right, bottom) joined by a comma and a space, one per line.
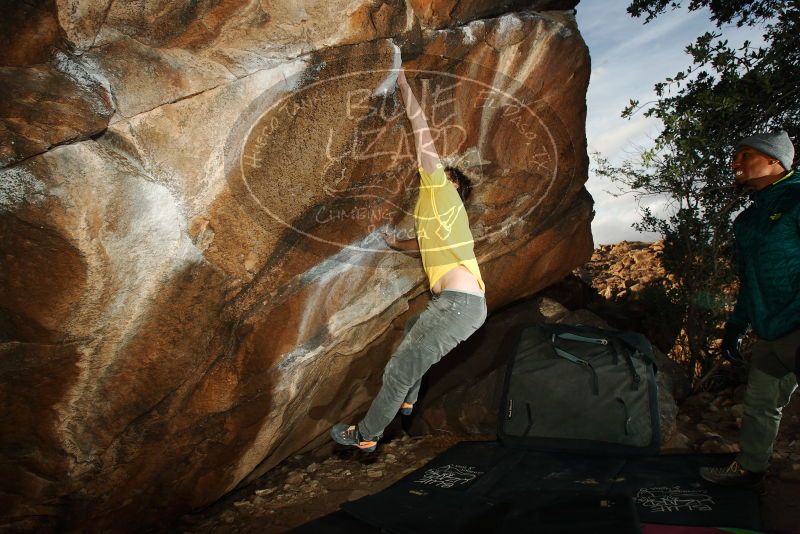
0, 1, 588, 530
409, 0, 576, 28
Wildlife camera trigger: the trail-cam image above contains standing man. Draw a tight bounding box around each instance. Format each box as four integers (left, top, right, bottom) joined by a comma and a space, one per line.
330, 69, 487, 452
701, 129, 800, 486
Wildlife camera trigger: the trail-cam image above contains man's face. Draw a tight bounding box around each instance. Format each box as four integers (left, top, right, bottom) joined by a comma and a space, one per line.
731, 146, 778, 185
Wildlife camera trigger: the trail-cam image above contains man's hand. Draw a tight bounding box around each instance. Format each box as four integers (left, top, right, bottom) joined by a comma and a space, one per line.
721, 323, 745, 366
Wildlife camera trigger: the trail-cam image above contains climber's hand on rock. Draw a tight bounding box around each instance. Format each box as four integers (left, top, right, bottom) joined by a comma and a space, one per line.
382, 229, 399, 249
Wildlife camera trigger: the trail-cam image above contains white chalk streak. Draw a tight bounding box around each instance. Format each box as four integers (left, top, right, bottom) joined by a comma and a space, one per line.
372, 40, 402, 97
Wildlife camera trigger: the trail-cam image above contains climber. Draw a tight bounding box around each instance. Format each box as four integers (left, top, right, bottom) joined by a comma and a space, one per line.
330, 68, 487, 452
700, 129, 800, 487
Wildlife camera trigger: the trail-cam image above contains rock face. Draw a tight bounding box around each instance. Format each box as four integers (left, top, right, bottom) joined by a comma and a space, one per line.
409, 0, 577, 28
0, 1, 589, 530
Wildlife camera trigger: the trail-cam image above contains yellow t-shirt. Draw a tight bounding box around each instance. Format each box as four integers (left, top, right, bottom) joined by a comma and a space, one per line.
414, 164, 485, 292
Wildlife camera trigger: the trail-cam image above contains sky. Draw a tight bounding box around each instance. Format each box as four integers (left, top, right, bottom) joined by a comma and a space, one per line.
575, 1, 766, 244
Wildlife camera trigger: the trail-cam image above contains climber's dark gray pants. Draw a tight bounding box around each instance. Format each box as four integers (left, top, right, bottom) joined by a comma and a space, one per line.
358, 290, 487, 439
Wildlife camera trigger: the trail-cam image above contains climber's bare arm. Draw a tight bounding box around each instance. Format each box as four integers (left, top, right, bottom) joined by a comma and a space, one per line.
382, 230, 420, 256
397, 69, 441, 175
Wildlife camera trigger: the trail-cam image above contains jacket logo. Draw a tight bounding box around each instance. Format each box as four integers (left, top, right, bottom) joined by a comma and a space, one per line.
769, 212, 782, 221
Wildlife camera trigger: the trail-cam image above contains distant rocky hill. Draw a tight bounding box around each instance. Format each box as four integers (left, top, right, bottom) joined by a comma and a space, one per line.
576, 240, 670, 301
559, 240, 686, 359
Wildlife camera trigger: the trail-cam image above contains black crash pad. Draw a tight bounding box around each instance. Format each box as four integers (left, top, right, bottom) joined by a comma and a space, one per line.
294, 441, 761, 534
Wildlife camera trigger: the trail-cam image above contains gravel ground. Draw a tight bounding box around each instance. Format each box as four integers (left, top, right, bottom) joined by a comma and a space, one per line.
172, 431, 482, 533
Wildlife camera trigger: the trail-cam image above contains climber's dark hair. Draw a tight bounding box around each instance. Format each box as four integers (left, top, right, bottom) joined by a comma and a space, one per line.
445, 167, 472, 202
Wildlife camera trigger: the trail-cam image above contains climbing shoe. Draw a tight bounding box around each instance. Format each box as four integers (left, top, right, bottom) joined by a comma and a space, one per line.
699, 460, 765, 488
330, 424, 381, 452
400, 402, 414, 416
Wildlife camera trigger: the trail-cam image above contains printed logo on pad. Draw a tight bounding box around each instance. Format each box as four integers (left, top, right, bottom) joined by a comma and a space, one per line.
414, 464, 484, 489
635, 485, 715, 512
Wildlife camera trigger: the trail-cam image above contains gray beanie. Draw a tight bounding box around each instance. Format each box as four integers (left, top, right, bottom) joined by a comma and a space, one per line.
736, 129, 795, 171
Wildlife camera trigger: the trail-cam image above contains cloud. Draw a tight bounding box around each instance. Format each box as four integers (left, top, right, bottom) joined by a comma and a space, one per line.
587, 178, 670, 245
601, 8, 707, 60
588, 113, 660, 158
590, 66, 608, 81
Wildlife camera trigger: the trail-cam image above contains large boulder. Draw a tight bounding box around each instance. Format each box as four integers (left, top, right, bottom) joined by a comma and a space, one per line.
0, 1, 589, 530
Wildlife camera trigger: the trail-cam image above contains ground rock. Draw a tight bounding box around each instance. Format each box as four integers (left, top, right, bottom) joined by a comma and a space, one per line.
698, 438, 739, 454
779, 464, 800, 483
661, 432, 691, 452
698, 439, 720, 454
535, 297, 570, 321
285, 472, 305, 485
554, 307, 611, 328
0, 3, 592, 531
